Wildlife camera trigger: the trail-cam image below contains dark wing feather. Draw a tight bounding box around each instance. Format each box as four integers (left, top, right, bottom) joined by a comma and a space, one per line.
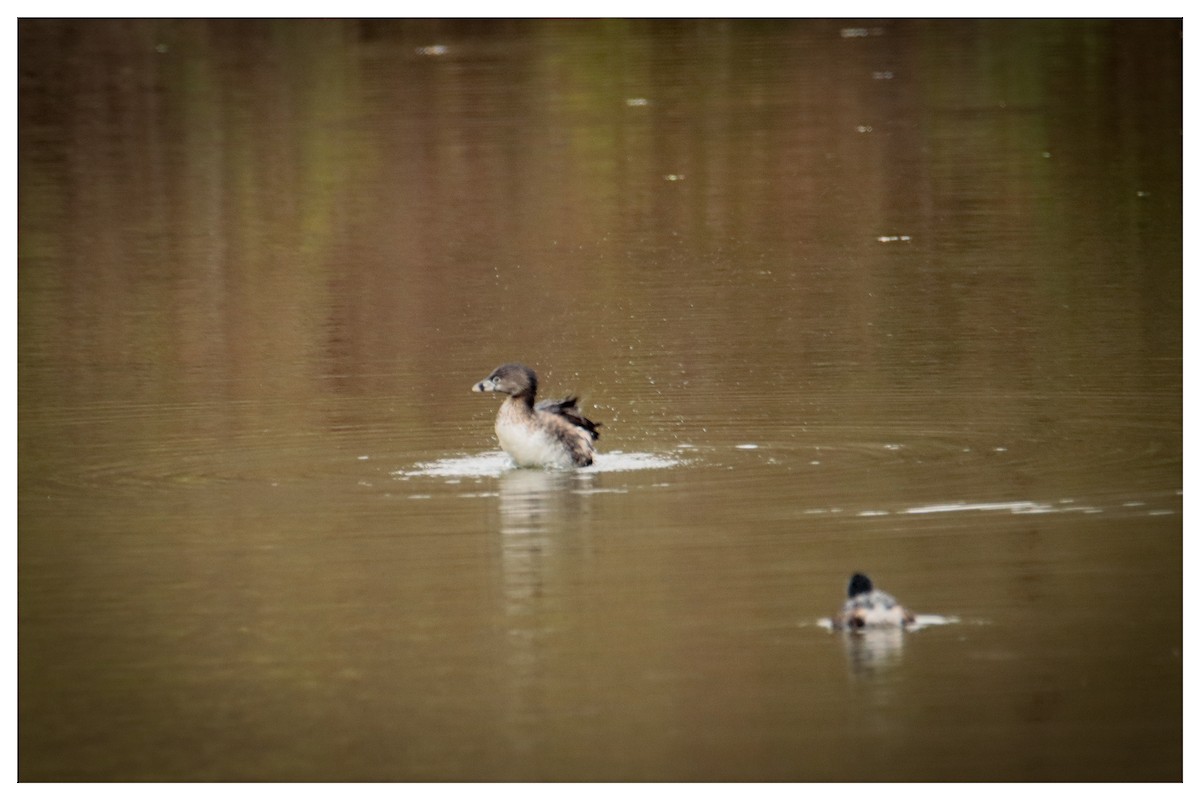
535, 396, 601, 440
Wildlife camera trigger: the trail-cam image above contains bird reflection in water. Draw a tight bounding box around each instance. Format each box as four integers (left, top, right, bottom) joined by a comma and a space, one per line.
839, 625, 908, 677
493, 468, 595, 755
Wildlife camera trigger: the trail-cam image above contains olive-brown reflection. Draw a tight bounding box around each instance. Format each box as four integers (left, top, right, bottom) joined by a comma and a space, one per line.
20, 20, 1180, 408
20, 19, 1180, 781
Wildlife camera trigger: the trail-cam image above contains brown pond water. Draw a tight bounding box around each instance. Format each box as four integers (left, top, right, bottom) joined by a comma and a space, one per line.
18, 19, 1181, 781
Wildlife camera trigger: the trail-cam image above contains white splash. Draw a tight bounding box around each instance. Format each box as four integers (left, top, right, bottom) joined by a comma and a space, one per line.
395, 452, 512, 479
394, 450, 683, 480
816, 613, 959, 632
593, 451, 685, 472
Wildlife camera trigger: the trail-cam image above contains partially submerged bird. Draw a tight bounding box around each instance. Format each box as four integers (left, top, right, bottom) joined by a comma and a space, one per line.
472, 363, 601, 468
832, 572, 915, 630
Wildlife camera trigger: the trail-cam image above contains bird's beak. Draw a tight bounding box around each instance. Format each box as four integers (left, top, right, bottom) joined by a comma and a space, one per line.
473, 378, 497, 393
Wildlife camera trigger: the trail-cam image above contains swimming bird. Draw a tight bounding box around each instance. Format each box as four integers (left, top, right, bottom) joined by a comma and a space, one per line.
832, 572, 915, 629
472, 363, 600, 468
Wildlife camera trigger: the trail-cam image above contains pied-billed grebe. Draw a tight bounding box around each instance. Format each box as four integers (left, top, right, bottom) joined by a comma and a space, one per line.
832, 572, 916, 629
472, 363, 601, 468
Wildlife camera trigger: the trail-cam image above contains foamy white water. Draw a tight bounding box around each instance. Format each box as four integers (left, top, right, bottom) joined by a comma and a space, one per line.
394, 450, 685, 480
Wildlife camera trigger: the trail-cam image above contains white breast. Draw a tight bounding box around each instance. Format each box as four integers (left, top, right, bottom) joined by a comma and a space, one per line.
495, 409, 576, 468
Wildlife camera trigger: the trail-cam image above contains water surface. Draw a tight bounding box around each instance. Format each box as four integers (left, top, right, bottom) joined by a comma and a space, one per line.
19, 19, 1181, 781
